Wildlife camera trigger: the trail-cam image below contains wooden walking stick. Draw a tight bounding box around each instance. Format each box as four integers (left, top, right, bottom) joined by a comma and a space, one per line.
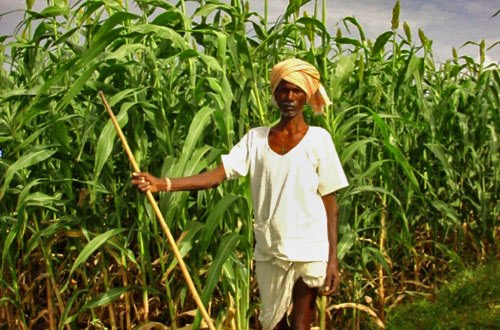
98, 91, 215, 330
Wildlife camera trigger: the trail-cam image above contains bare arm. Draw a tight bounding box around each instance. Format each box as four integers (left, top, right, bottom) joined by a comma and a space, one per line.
131, 163, 227, 193
321, 192, 341, 296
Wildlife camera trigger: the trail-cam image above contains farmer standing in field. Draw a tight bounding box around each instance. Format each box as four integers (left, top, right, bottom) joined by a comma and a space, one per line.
132, 58, 349, 330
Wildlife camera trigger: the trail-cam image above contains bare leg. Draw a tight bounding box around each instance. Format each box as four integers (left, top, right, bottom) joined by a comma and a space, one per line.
290, 277, 319, 330
273, 314, 290, 330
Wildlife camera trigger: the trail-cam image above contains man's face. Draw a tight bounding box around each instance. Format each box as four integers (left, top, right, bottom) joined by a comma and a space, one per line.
274, 80, 308, 118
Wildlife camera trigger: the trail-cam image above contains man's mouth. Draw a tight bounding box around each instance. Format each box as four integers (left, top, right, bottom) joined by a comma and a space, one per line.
280, 102, 296, 109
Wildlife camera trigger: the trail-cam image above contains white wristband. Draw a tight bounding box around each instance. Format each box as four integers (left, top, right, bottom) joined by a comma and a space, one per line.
164, 177, 172, 192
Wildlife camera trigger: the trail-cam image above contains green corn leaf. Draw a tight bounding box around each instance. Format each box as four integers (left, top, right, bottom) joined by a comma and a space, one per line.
193, 3, 233, 17
69, 228, 127, 275
337, 231, 357, 261
431, 200, 460, 226
26, 6, 69, 19
178, 49, 199, 60
60, 289, 88, 326
333, 112, 368, 141
372, 31, 393, 56
92, 12, 139, 44
178, 106, 216, 174
199, 53, 223, 72
182, 145, 214, 176
362, 246, 392, 276
0, 297, 23, 319
35, 12, 137, 99
166, 222, 205, 274
194, 233, 241, 328
108, 88, 141, 107
356, 160, 391, 180
152, 7, 184, 26
128, 24, 188, 50
202, 233, 240, 304
1, 224, 19, 271
434, 243, 465, 270
348, 185, 402, 208
342, 16, 366, 41
94, 105, 129, 177
105, 240, 138, 266
425, 143, 456, 178
384, 142, 420, 190
52, 120, 71, 150
80, 286, 134, 310
334, 37, 363, 48
74, 0, 107, 24
19, 191, 59, 211
0, 148, 56, 200
340, 137, 377, 164
24, 220, 70, 263
200, 194, 240, 252
296, 16, 329, 36
15, 178, 44, 205
331, 54, 357, 100
56, 61, 100, 112
104, 43, 148, 61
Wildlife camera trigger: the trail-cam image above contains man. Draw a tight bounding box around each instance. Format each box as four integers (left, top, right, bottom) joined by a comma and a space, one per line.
132, 58, 348, 330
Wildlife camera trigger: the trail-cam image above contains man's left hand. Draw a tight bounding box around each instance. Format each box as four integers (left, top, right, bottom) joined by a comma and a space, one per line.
321, 259, 340, 296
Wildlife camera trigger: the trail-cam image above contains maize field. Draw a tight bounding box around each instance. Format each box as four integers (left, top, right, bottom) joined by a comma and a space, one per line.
0, 0, 498, 329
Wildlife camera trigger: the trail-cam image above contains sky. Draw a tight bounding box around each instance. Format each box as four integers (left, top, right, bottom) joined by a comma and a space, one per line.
0, 0, 499, 64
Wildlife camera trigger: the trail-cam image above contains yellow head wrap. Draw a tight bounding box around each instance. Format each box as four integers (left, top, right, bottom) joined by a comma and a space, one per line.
270, 58, 332, 114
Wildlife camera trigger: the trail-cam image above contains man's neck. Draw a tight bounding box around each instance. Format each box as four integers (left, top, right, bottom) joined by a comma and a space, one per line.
275, 113, 308, 133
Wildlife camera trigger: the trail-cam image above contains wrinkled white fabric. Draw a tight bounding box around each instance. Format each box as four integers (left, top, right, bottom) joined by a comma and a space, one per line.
221, 126, 348, 261
255, 259, 327, 330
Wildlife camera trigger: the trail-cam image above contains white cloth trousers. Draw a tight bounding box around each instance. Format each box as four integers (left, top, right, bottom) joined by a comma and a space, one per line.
255, 259, 327, 330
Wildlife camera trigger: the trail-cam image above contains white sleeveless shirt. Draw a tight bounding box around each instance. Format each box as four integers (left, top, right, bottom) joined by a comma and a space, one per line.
221, 126, 348, 262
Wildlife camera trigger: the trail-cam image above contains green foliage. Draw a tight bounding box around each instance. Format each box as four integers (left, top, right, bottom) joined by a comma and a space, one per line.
386, 260, 500, 330
0, 0, 498, 328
